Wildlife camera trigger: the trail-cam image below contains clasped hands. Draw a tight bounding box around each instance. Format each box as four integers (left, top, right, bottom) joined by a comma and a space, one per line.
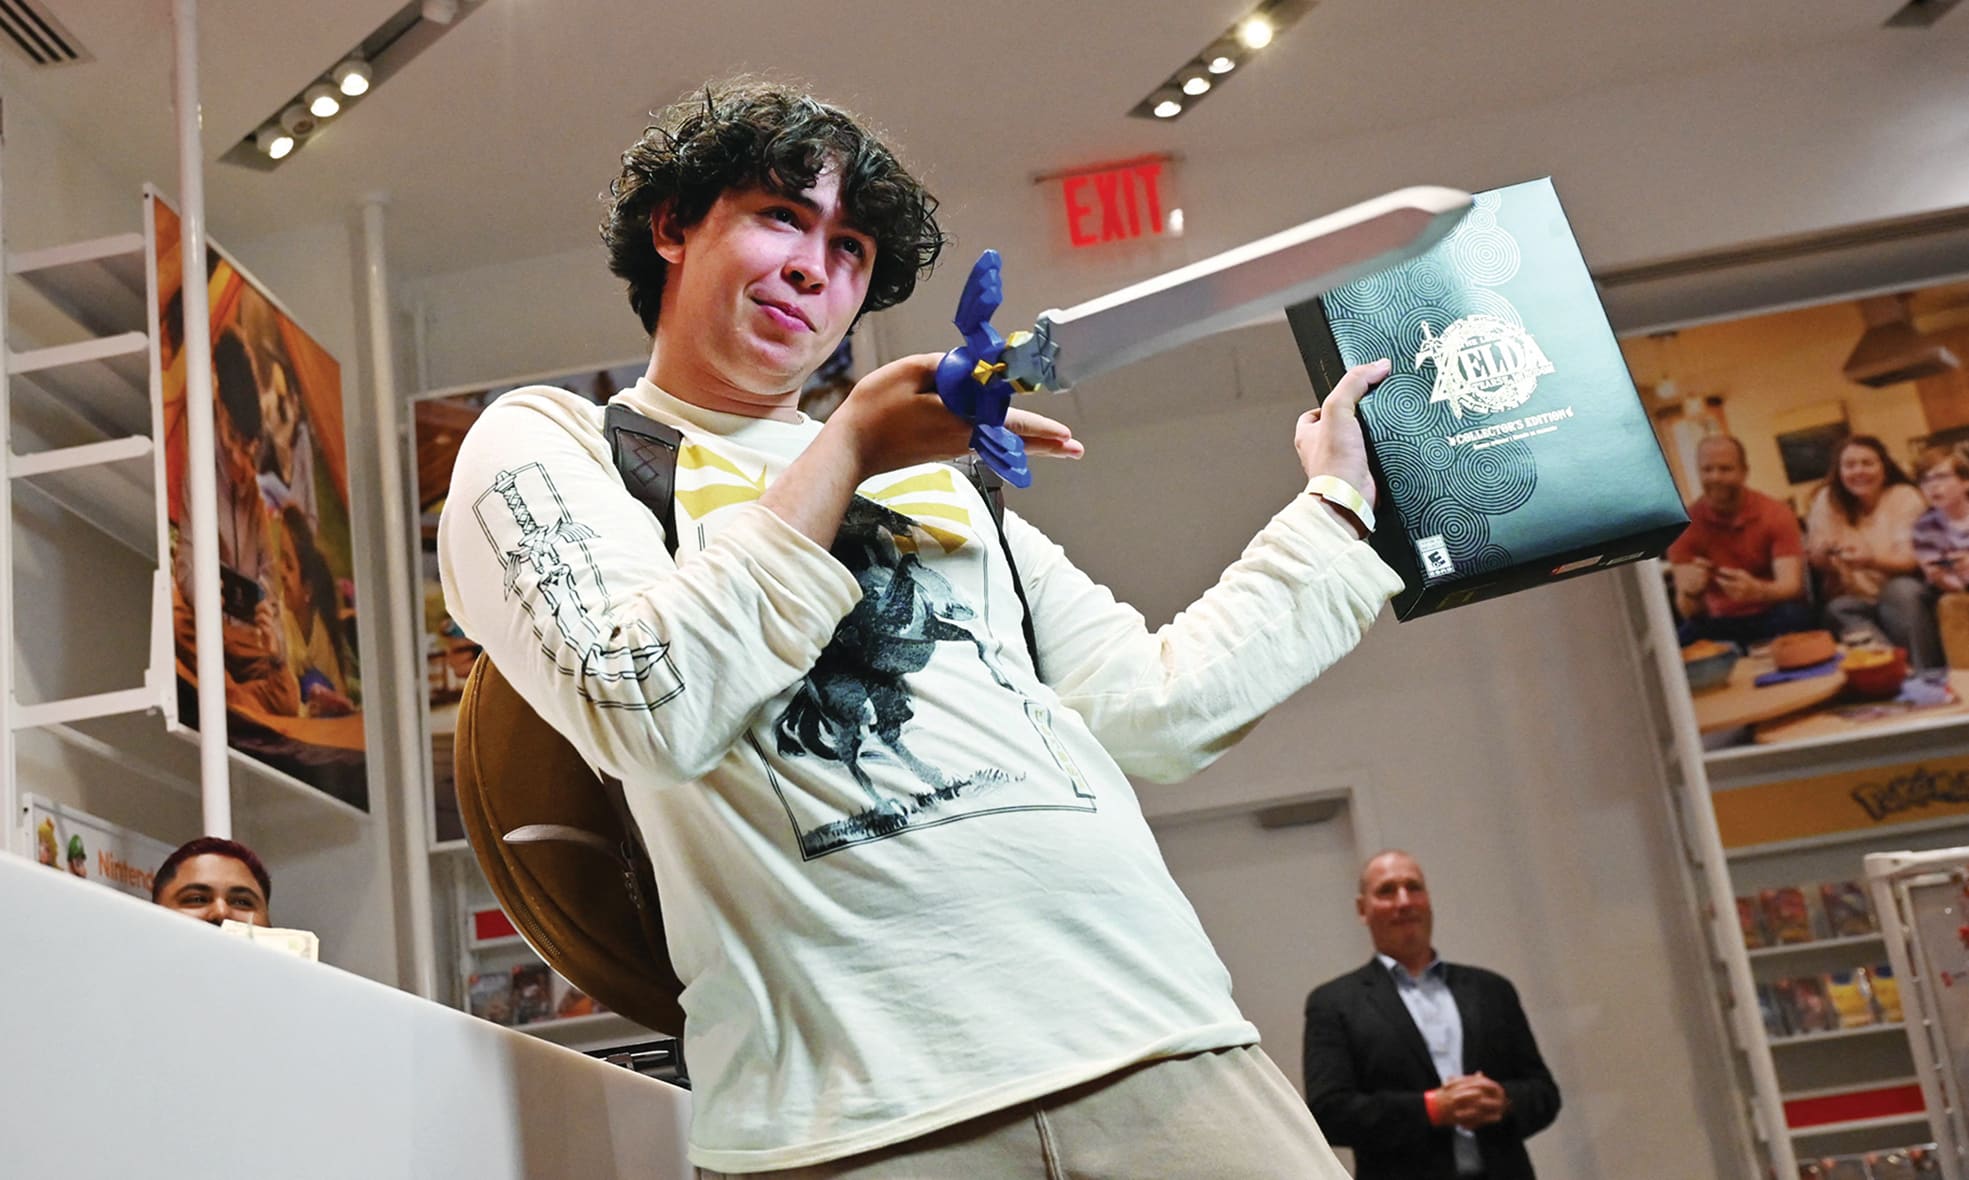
1673, 557, 1766, 603
1431, 1072, 1509, 1130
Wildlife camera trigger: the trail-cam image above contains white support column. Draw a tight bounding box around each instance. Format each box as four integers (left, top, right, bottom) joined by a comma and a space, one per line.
173, 0, 230, 838
363, 194, 437, 999
0, 94, 19, 855
1635, 561, 1794, 1177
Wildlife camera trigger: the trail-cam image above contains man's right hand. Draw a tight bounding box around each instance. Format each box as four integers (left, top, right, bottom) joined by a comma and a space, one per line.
1671, 558, 1713, 598
1438, 1073, 1509, 1128
1294, 359, 1388, 509
760, 353, 1081, 550
828, 353, 1082, 484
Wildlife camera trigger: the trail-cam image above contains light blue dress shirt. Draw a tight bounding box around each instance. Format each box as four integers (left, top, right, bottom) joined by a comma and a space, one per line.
1379, 953, 1485, 1176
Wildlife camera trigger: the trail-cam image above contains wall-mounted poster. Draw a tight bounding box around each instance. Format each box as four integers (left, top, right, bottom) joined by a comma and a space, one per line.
23, 795, 175, 901
1622, 276, 1969, 755
150, 192, 368, 810
413, 341, 859, 845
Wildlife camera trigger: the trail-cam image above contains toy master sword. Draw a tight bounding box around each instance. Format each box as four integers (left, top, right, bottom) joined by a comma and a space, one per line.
935, 184, 1473, 486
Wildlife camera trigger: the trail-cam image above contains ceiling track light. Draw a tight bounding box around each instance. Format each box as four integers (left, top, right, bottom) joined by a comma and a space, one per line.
1129, 0, 1314, 121
255, 125, 294, 160
305, 83, 341, 118
1237, 15, 1275, 49
333, 57, 372, 96
224, 0, 488, 170
279, 103, 317, 137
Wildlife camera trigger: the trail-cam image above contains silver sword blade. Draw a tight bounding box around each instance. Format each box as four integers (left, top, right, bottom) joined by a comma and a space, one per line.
1004, 185, 1471, 392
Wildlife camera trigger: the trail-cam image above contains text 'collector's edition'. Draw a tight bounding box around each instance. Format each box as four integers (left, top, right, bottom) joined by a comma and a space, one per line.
1288, 177, 1688, 619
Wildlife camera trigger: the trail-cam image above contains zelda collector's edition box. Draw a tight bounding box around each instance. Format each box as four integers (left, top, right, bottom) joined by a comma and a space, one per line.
1286, 177, 1687, 620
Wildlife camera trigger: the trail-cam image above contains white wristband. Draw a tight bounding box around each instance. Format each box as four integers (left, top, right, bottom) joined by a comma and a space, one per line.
1305, 475, 1375, 536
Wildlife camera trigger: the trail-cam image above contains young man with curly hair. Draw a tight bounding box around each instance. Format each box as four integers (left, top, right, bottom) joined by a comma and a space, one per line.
441, 80, 1398, 1176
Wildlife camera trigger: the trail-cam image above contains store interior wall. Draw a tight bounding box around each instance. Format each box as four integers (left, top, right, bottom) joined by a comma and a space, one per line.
7, 13, 1968, 1177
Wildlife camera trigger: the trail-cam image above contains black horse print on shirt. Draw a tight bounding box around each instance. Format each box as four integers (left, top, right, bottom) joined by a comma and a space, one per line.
771, 496, 1091, 858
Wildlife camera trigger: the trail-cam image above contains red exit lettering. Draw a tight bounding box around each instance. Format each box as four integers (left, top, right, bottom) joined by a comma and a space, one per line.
1063, 160, 1167, 249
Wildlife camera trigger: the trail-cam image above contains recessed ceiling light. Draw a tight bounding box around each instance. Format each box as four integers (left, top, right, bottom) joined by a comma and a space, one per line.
1180, 69, 1212, 96
1238, 15, 1275, 49
333, 58, 372, 97
1206, 47, 1238, 74
1152, 93, 1184, 119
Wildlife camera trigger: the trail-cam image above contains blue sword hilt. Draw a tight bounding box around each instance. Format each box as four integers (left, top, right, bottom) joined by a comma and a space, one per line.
934, 250, 1032, 488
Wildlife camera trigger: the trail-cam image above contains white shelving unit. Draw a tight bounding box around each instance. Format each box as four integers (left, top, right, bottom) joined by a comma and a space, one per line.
2, 195, 374, 861
3, 229, 178, 852
1750, 934, 1887, 960
446, 866, 663, 1054
1622, 562, 1962, 1178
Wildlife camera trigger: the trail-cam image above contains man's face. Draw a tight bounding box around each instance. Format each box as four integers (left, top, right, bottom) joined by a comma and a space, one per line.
1695, 439, 1747, 511
157, 854, 269, 927
1357, 852, 1432, 961
651, 167, 875, 411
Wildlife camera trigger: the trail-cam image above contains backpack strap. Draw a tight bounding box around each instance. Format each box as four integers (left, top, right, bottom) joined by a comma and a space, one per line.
604, 401, 1039, 679
606, 403, 684, 559
957, 455, 1042, 683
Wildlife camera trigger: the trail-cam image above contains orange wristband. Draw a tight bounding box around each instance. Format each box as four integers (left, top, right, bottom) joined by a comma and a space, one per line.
1424, 1088, 1441, 1126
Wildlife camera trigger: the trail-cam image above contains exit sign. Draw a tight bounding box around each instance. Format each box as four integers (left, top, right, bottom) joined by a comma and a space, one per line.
1058, 157, 1175, 249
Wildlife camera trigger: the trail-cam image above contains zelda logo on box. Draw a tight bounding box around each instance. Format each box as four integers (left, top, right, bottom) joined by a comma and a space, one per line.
1417, 315, 1555, 419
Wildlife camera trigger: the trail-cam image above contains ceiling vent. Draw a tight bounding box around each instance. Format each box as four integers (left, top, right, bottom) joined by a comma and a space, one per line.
1844, 294, 1962, 387
0, 0, 88, 66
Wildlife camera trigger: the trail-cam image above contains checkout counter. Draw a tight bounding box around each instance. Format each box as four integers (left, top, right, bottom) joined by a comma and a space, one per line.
0, 852, 693, 1178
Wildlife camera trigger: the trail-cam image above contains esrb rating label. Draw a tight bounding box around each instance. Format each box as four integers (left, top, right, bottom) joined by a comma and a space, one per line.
1417, 535, 1455, 578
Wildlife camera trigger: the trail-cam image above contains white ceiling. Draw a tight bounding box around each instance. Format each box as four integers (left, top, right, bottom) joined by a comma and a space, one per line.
0, 0, 1929, 279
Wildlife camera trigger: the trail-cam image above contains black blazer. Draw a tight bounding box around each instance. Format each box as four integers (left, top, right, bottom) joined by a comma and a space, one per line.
1302, 958, 1561, 1180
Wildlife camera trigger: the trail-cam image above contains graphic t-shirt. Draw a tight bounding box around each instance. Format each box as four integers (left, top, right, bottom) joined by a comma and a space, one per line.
439, 379, 1400, 1172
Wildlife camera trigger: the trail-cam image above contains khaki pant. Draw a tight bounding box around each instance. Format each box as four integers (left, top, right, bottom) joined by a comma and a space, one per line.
697, 1045, 1351, 1179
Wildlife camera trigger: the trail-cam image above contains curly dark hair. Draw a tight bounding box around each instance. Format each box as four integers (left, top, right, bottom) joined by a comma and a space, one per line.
601, 79, 946, 335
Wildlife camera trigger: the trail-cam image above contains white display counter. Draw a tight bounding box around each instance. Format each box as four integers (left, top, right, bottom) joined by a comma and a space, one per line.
0, 852, 692, 1178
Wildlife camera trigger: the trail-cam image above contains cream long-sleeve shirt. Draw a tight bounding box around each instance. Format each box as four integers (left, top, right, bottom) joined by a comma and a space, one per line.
439, 379, 1401, 1172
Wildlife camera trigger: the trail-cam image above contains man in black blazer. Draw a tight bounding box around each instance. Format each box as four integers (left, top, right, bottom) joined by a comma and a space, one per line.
1302, 850, 1561, 1179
